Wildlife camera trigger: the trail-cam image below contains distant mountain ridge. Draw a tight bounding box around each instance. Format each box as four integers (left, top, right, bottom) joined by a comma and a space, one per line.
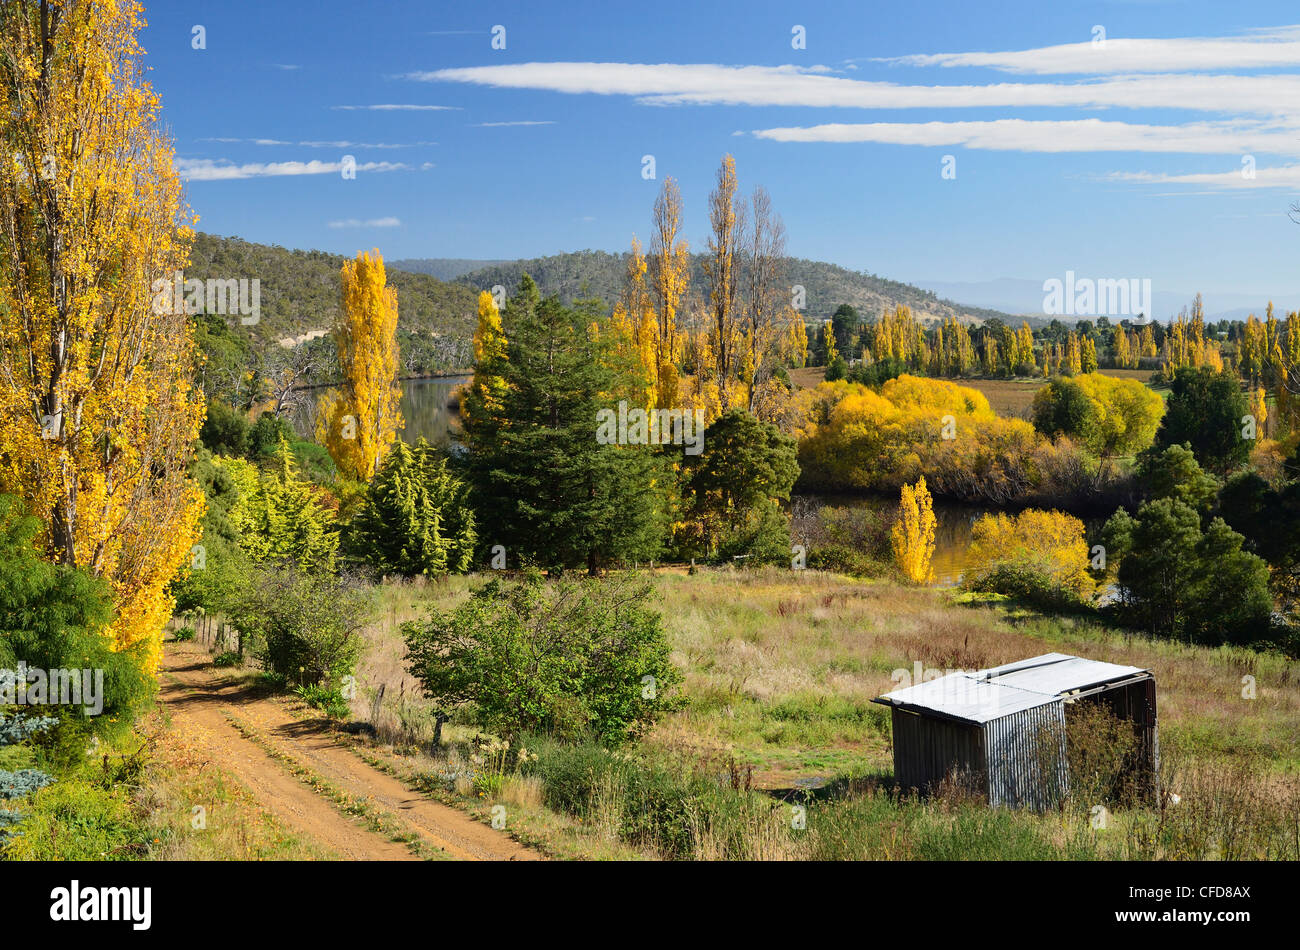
389, 258, 510, 282
389, 251, 1015, 326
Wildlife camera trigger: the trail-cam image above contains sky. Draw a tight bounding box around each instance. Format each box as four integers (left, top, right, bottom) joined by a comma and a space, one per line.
143, 0, 1300, 313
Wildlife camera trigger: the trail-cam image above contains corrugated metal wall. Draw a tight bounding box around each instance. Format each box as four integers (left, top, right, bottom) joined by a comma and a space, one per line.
891, 708, 983, 796
983, 702, 1068, 810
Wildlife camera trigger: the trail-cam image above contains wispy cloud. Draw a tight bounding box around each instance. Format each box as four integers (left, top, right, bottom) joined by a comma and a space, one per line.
1104, 164, 1300, 190
176, 158, 410, 181
415, 62, 1300, 117
199, 137, 436, 149
751, 118, 1300, 155
472, 120, 557, 127
327, 216, 403, 228
272, 63, 301, 71
332, 104, 460, 111
878, 25, 1300, 75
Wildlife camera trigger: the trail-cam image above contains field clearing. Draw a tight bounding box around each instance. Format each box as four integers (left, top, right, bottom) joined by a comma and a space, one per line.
790, 366, 1157, 418
352, 569, 1300, 793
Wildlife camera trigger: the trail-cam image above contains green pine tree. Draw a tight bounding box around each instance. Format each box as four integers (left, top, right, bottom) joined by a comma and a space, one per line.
464, 276, 668, 572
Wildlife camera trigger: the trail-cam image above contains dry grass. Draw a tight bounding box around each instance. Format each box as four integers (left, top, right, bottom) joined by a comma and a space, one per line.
349, 567, 1300, 794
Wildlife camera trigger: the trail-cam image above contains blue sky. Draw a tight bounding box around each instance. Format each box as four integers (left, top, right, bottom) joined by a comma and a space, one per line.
144, 1, 1300, 310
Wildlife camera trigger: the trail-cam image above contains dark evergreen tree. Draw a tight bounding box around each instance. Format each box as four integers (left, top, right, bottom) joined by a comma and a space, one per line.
463, 276, 668, 572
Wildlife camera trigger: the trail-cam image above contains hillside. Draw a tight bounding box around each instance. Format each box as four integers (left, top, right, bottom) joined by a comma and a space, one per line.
390, 251, 1014, 325
187, 233, 481, 349
389, 258, 510, 281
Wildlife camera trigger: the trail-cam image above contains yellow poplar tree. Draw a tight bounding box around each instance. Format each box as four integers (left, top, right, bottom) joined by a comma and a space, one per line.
650, 178, 689, 408
891, 477, 936, 584
318, 250, 403, 481
0, 0, 203, 674
464, 289, 508, 427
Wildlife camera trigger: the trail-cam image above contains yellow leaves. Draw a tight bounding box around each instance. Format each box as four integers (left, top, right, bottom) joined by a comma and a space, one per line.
0, 0, 202, 676
964, 508, 1095, 602
320, 250, 403, 481
892, 477, 935, 584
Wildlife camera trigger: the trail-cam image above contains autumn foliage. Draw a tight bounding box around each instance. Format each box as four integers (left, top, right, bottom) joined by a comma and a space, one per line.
891, 477, 936, 584
963, 509, 1096, 605
0, 0, 203, 673
318, 250, 404, 481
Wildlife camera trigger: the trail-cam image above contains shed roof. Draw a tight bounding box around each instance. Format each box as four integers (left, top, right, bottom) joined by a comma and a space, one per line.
873, 652, 1150, 725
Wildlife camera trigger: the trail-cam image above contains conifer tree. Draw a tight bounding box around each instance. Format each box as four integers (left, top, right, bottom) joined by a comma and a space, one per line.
350, 438, 476, 576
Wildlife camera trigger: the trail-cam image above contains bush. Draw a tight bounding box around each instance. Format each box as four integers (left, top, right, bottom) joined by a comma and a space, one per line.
403, 573, 682, 744
963, 509, 1095, 609
173, 626, 196, 642
234, 565, 368, 688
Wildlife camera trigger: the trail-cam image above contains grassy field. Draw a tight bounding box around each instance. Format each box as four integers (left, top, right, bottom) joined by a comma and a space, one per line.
340, 568, 1300, 859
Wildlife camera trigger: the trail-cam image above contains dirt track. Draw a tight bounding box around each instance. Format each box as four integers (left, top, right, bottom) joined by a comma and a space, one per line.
160, 640, 540, 861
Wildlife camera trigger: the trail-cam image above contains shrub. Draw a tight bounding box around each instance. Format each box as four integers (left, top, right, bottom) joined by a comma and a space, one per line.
173, 626, 196, 642
234, 565, 368, 688
403, 573, 682, 744
963, 508, 1095, 608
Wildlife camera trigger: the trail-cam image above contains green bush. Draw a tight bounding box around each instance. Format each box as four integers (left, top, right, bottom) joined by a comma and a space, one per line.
404, 573, 681, 744
234, 565, 367, 688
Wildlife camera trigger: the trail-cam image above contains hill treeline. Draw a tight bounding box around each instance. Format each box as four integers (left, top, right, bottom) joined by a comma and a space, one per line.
188, 232, 481, 347
392, 251, 1012, 326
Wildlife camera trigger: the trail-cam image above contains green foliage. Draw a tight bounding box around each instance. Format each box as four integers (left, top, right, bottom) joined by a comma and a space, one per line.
0, 780, 135, 859
349, 438, 476, 576
171, 450, 252, 617
845, 356, 908, 388
1155, 367, 1250, 474
294, 684, 350, 719
234, 565, 368, 688
224, 441, 340, 573
681, 409, 799, 562
824, 356, 848, 382
464, 277, 669, 571
1218, 470, 1300, 612
1135, 443, 1220, 513
0, 495, 153, 725
247, 412, 297, 460
403, 573, 682, 744
1103, 497, 1272, 646
200, 399, 250, 456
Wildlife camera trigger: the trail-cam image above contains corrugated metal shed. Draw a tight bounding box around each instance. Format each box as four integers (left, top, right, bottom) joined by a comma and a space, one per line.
874, 652, 1157, 810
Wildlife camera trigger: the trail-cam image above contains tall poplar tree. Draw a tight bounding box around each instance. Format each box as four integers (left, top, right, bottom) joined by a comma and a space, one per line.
0, 0, 203, 673
318, 250, 403, 481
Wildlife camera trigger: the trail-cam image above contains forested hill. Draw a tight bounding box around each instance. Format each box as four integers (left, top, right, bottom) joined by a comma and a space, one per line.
187, 232, 480, 347
391, 250, 1013, 325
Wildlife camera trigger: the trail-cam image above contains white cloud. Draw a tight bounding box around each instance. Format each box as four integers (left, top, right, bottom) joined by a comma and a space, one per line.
176, 158, 409, 181
198, 137, 436, 150
327, 217, 403, 228
414, 62, 1300, 117
1104, 164, 1300, 190
750, 118, 1300, 155
332, 104, 460, 111
879, 25, 1300, 75
472, 120, 556, 127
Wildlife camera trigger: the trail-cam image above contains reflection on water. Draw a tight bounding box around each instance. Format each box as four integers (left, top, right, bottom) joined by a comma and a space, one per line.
292, 376, 470, 449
